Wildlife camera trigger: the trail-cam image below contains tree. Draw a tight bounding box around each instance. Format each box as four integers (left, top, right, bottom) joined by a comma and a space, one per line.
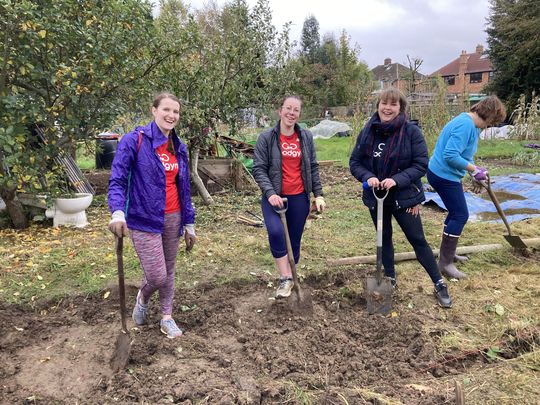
486, 0, 540, 110
154, 0, 294, 204
300, 15, 321, 64
291, 30, 371, 112
405, 55, 424, 95
0, 0, 173, 228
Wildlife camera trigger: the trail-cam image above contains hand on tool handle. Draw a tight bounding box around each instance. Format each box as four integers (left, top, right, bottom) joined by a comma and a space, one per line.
364, 177, 396, 190
108, 210, 129, 237
470, 166, 488, 181
469, 166, 488, 193
268, 194, 285, 209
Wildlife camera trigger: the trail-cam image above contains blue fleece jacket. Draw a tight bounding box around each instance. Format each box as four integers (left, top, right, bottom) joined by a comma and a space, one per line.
428, 112, 479, 182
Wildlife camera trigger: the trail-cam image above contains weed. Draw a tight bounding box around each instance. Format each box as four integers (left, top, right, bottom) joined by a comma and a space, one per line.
509, 93, 540, 141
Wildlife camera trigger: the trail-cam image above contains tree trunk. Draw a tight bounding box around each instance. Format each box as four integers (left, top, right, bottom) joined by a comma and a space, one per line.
0, 186, 28, 229
189, 146, 214, 205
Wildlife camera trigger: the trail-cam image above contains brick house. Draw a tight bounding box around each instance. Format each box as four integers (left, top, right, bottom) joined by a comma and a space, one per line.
371, 58, 426, 93
431, 45, 494, 97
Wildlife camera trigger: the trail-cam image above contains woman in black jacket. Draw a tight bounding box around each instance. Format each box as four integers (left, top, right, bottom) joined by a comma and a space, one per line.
253, 95, 325, 299
349, 87, 451, 308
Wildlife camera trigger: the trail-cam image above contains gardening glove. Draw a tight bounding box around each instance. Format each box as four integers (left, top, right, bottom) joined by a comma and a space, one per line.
108, 210, 128, 237
314, 196, 326, 213
184, 224, 197, 251
470, 166, 488, 182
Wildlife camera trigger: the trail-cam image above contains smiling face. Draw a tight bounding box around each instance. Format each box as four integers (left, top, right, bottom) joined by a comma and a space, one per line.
279, 97, 302, 131
377, 97, 400, 123
152, 97, 180, 136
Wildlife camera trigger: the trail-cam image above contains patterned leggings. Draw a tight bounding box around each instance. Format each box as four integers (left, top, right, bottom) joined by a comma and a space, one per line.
130, 212, 181, 315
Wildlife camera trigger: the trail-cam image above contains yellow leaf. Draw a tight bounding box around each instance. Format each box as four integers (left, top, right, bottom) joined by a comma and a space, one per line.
103, 291, 110, 299
391, 311, 398, 318
37, 275, 43, 280
38, 30, 47, 38
86, 19, 93, 27
26, 261, 34, 267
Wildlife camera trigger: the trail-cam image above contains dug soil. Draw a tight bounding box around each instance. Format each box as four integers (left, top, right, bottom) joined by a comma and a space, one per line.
2, 164, 538, 404
2, 272, 476, 404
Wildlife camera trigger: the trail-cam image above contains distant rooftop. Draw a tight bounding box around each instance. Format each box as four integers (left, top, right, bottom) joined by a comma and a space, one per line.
432, 44, 493, 76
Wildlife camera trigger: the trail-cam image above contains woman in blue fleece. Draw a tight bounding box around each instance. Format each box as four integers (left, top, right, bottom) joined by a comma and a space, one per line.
427, 95, 506, 279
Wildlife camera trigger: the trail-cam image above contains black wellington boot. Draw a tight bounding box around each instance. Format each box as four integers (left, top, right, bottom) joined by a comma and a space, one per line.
438, 234, 467, 279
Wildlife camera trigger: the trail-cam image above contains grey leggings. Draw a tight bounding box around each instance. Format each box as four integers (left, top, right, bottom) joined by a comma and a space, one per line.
130, 212, 181, 315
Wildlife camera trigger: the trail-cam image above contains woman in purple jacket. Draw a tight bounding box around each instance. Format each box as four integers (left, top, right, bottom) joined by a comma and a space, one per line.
108, 93, 196, 339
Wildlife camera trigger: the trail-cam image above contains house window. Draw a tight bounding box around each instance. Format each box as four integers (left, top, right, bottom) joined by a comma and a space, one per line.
444, 76, 455, 85
488, 71, 494, 81
470, 72, 483, 83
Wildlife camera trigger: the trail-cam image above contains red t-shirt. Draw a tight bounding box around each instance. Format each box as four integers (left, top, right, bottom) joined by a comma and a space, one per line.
156, 142, 181, 213
280, 132, 304, 195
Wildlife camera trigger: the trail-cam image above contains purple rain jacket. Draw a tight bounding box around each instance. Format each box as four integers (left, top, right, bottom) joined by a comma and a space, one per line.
108, 121, 195, 235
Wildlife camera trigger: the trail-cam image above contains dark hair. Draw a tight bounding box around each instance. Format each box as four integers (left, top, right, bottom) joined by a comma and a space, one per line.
376, 87, 407, 113
470, 95, 506, 126
279, 95, 303, 109
152, 92, 181, 154
152, 92, 182, 109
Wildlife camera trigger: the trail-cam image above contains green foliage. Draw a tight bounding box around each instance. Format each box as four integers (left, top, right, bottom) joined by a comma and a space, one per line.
291, 29, 371, 113
0, 0, 174, 226
486, 0, 540, 109
154, 0, 294, 147
512, 150, 540, 166
300, 15, 320, 64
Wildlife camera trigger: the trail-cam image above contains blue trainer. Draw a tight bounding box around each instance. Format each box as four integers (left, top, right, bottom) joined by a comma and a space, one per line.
132, 291, 149, 326
160, 318, 183, 339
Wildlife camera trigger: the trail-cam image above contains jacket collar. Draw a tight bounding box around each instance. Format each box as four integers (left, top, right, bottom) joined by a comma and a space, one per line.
140, 121, 179, 149
272, 120, 303, 138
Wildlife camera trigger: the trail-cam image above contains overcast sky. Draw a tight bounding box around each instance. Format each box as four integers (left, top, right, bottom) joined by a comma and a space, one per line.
169, 0, 492, 74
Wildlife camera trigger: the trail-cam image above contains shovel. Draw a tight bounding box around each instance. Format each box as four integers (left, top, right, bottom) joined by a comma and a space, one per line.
110, 236, 132, 372
275, 197, 313, 313
365, 187, 393, 315
482, 174, 528, 252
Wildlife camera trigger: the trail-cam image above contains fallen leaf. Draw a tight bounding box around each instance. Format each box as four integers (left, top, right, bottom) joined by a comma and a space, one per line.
14, 326, 24, 332
103, 291, 110, 299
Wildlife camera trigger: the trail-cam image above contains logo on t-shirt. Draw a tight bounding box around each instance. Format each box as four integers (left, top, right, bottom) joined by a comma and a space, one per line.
158, 153, 179, 172
281, 139, 301, 158
374, 142, 385, 158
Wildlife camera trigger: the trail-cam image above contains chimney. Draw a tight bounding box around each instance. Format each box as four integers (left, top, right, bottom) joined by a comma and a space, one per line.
384, 58, 391, 66
475, 44, 484, 54
459, 50, 469, 77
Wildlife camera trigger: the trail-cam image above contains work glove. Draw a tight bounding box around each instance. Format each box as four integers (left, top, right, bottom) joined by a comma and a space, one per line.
184, 224, 197, 251
108, 210, 128, 237
314, 196, 326, 213
470, 166, 488, 182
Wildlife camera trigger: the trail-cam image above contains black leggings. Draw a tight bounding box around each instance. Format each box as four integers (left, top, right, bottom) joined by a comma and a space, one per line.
369, 205, 442, 284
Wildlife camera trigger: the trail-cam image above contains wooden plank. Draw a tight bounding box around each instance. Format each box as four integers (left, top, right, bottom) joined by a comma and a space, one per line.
327, 238, 540, 267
